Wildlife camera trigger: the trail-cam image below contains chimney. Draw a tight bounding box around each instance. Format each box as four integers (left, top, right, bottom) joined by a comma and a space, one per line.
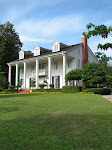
81, 36, 88, 67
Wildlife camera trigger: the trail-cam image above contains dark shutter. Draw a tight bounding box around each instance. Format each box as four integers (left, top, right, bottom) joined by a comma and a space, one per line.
58, 76, 60, 88
52, 76, 54, 85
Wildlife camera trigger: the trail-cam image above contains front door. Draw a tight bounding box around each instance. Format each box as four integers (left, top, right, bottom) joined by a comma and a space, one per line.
52, 76, 60, 88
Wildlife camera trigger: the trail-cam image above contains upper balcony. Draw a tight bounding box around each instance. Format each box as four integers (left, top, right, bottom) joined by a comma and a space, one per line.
39, 69, 48, 76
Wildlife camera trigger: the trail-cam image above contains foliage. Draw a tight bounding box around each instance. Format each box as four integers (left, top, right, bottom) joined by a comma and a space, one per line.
84, 88, 111, 95
39, 84, 47, 88
82, 23, 112, 50
105, 75, 112, 87
82, 62, 106, 85
49, 84, 54, 88
65, 69, 82, 81
16, 81, 21, 90
43, 80, 47, 84
95, 52, 112, 75
0, 72, 8, 89
0, 22, 22, 78
8, 85, 15, 90
0, 87, 3, 92
62, 86, 85, 93
32, 88, 62, 93
30, 80, 36, 88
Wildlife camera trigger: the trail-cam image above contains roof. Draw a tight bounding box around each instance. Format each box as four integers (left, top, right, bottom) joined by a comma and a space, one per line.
8, 42, 83, 64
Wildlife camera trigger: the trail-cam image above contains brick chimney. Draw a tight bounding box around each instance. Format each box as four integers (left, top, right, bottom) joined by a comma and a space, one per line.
81, 36, 88, 67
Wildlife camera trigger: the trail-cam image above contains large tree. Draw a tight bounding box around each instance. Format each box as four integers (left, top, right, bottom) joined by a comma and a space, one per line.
82, 23, 112, 50
82, 62, 106, 86
0, 22, 22, 77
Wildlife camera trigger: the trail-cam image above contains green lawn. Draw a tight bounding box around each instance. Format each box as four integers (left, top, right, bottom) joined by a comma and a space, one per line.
0, 93, 112, 150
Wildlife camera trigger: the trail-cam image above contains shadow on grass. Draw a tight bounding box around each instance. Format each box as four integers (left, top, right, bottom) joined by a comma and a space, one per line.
0, 113, 112, 150
0, 93, 43, 98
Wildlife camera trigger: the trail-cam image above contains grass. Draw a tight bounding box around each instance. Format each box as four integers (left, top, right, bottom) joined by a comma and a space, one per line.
0, 93, 112, 150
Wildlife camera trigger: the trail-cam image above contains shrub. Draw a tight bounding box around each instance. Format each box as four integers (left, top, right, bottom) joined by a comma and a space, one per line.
8, 85, 15, 90
62, 86, 84, 93
0, 89, 18, 94
0, 88, 3, 92
49, 84, 54, 88
32, 88, 62, 93
39, 84, 47, 88
84, 88, 111, 95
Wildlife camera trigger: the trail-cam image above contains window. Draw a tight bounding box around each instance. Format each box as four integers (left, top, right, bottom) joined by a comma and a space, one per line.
78, 49, 80, 56
54, 62, 58, 69
42, 64, 45, 69
68, 59, 72, 68
52, 41, 60, 52
78, 59, 80, 68
39, 64, 45, 70
31, 65, 34, 72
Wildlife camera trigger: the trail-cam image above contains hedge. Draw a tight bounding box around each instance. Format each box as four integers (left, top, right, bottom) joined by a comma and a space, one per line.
84, 88, 111, 95
32, 88, 62, 93
62, 86, 85, 93
0, 89, 18, 94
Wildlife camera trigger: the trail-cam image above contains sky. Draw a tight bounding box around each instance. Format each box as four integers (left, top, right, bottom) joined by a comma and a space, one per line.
0, 0, 112, 57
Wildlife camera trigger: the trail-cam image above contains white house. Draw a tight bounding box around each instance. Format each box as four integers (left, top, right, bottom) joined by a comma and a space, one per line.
7, 36, 98, 89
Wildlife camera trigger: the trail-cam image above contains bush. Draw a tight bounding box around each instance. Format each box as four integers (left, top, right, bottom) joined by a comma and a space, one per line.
39, 84, 47, 88
32, 88, 62, 93
62, 86, 85, 93
0, 88, 3, 92
49, 84, 54, 88
84, 88, 111, 95
2, 89, 18, 93
8, 85, 15, 90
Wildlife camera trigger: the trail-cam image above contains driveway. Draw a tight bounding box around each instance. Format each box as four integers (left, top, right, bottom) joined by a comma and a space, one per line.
103, 95, 112, 102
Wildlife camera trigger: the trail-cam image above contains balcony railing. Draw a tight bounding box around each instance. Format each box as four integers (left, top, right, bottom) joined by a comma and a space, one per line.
39, 69, 48, 75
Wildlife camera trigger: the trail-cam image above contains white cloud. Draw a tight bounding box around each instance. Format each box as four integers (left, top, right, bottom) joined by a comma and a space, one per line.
16, 14, 84, 38
20, 34, 52, 43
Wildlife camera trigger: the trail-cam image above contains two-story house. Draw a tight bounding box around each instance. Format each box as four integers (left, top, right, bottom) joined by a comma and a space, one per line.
7, 36, 98, 89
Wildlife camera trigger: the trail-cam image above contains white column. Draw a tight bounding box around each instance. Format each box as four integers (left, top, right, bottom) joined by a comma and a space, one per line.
36, 59, 39, 89
63, 53, 66, 86
16, 63, 18, 87
24, 62, 26, 89
8, 65, 11, 86
48, 57, 51, 88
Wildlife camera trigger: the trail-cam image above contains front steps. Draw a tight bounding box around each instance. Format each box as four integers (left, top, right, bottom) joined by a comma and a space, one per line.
17, 89, 31, 94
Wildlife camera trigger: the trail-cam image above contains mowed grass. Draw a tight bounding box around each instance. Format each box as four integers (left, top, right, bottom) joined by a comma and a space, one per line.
0, 93, 112, 150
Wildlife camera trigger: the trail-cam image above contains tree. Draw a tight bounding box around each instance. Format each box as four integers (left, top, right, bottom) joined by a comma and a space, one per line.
105, 75, 112, 87
0, 22, 22, 78
82, 62, 106, 85
82, 23, 112, 50
65, 69, 82, 81
95, 52, 112, 76
0, 72, 8, 89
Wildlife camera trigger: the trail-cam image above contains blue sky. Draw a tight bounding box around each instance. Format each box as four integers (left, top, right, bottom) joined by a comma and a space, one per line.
0, 0, 112, 56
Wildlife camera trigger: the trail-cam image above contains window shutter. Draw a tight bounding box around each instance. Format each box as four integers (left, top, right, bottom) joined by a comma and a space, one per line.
58, 76, 60, 88
52, 76, 54, 85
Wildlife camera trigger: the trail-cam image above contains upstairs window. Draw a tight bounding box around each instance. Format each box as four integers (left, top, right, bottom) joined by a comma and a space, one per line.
52, 41, 60, 52
54, 62, 58, 69
34, 46, 40, 56
19, 50, 24, 60
78, 59, 80, 68
39, 64, 45, 70
78, 49, 80, 56
31, 65, 34, 72
68, 59, 72, 68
